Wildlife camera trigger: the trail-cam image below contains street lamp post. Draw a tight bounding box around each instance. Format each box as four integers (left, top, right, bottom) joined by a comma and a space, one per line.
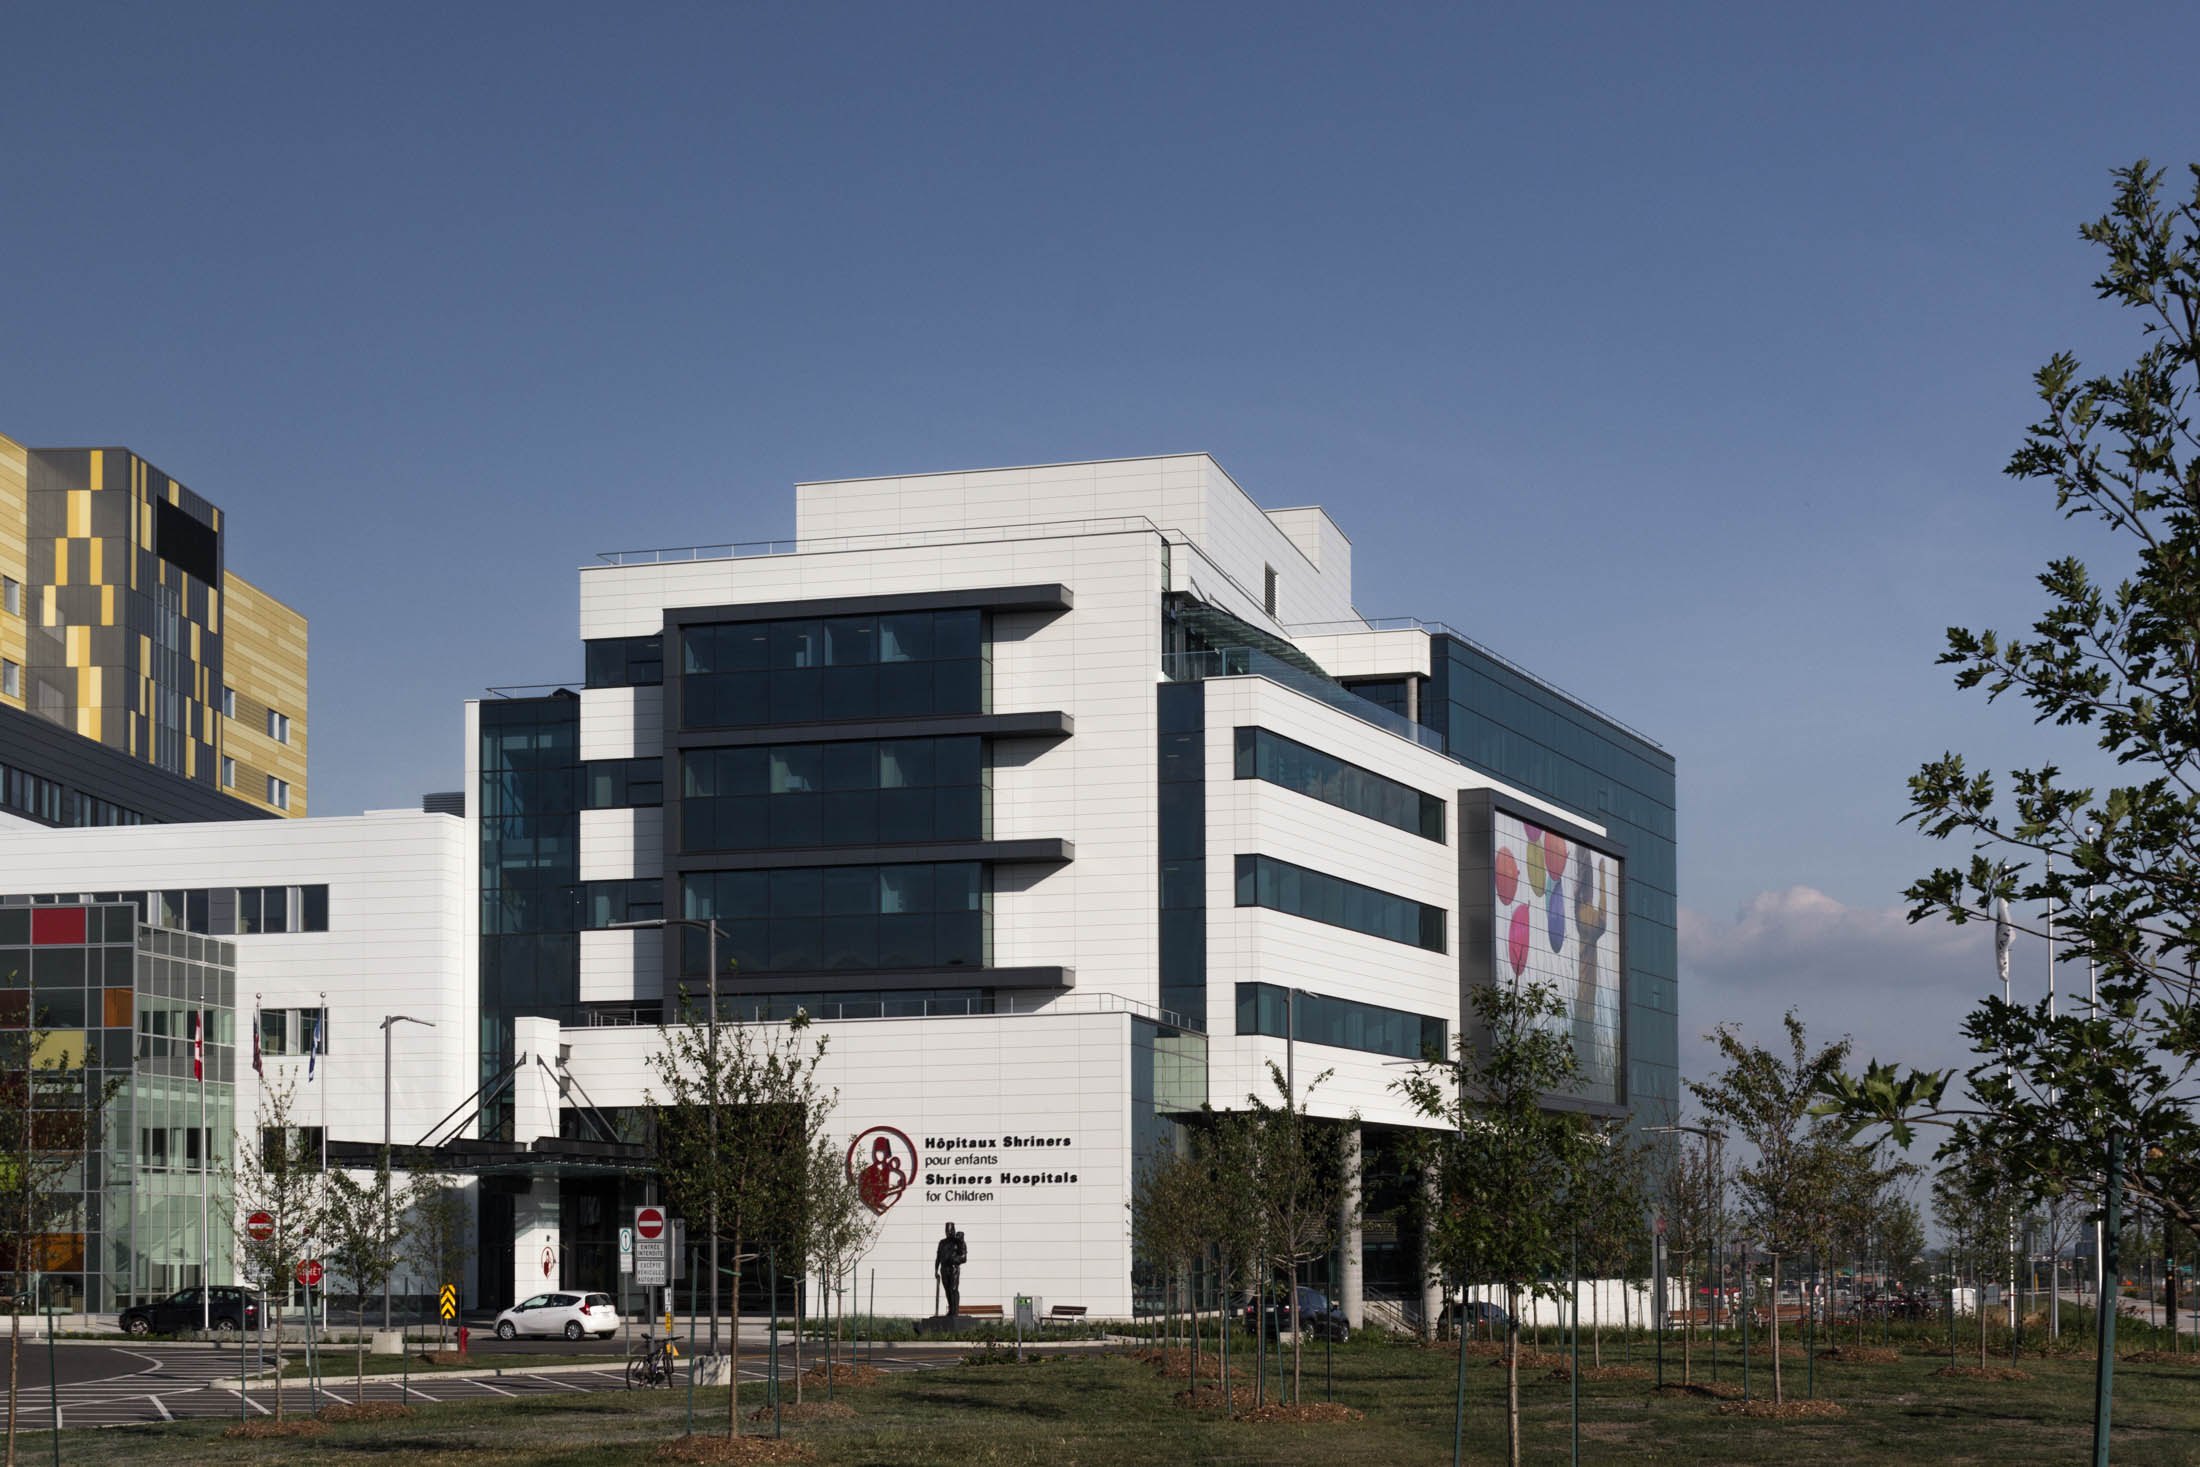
380, 1014, 435, 1330
612, 916, 729, 1357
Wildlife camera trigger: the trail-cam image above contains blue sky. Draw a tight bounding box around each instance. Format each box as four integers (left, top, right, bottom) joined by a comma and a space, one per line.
4, 1, 2193, 1076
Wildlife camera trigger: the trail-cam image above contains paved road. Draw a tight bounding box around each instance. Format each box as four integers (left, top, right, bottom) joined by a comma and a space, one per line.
1, 1340, 978, 1430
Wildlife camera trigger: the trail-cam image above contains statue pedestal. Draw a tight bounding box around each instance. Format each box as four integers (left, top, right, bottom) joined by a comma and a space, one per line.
913, 1314, 963, 1337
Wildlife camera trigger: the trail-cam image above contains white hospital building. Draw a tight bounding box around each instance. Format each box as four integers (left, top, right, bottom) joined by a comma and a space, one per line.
0, 456, 1676, 1323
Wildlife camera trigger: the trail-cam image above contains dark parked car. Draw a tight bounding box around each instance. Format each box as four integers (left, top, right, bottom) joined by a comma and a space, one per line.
1244, 1286, 1350, 1342
121, 1286, 261, 1336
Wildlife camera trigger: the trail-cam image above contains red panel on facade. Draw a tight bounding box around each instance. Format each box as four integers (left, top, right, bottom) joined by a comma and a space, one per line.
29, 908, 86, 946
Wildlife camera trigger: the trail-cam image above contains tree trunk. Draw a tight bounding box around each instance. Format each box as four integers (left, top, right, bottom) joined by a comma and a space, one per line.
1682, 1269, 1693, 1385
358, 1296, 367, 1404
1769, 1255, 1783, 1405
1595, 1280, 1604, 1367
1291, 1265, 1303, 1405
1505, 1286, 1522, 1467
1188, 1260, 1200, 1388
726, 1236, 741, 1438
273, 1303, 285, 1421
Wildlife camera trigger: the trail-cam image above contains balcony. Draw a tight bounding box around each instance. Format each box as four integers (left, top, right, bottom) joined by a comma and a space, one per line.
1162, 646, 1446, 754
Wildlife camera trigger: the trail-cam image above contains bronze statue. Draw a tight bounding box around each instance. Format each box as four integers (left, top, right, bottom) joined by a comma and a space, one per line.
934, 1222, 967, 1318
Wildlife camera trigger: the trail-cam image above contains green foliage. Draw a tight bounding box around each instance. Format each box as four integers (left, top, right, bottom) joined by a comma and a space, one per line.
1819, 162, 2200, 1236
404, 1169, 473, 1344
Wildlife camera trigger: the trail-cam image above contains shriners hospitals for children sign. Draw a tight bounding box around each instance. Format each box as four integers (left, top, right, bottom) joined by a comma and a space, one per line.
848, 1124, 1082, 1209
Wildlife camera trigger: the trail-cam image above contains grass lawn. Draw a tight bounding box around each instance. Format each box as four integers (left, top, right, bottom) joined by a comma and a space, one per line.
13, 1338, 2200, 1465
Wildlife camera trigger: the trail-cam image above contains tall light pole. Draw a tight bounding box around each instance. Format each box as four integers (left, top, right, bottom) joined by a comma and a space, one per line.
613, 916, 730, 1357
381, 1014, 435, 1330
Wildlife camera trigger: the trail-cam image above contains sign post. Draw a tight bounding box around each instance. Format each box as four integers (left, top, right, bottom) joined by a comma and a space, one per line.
635, 1206, 670, 1338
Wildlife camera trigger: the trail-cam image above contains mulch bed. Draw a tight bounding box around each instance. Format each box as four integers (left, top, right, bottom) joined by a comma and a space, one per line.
1715, 1399, 1848, 1419
1134, 1348, 1226, 1380
1486, 1350, 1568, 1370
221, 1420, 329, 1439
1544, 1364, 1652, 1381
798, 1362, 883, 1388
1818, 1346, 1900, 1364
1933, 1365, 2032, 1381
1652, 1381, 1742, 1400
317, 1402, 414, 1423
2122, 1351, 2200, 1365
1232, 1402, 1365, 1424
748, 1400, 854, 1424
1176, 1386, 1234, 1412
656, 1436, 816, 1464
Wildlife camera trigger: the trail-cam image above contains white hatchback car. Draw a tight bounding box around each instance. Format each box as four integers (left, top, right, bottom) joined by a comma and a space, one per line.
494, 1291, 620, 1340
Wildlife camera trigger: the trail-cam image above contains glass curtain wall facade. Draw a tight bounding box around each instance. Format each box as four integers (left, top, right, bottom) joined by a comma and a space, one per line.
0, 903, 234, 1311
1157, 683, 1205, 1027
1421, 638, 1678, 1122
478, 694, 581, 1139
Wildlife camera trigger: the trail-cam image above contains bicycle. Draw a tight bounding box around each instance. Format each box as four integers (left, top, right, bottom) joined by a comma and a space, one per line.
627, 1334, 679, 1390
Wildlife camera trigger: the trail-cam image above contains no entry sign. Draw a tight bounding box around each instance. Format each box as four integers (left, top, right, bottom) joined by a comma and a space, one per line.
634, 1207, 669, 1286
296, 1258, 323, 1288
245, 1211, 275, 1242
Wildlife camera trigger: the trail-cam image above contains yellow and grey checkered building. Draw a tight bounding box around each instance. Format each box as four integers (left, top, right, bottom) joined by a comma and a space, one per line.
0, 430, 305, 825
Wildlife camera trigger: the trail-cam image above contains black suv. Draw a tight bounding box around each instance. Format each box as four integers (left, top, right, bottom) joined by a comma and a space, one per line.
1244, 1286, 1351, 1342
120, 1286, 262, 1336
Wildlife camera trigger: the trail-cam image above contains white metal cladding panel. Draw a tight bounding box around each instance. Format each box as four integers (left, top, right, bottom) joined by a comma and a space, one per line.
792, 454, 1216, 545
1193, 459, 1356, 629
579, 685, 661, 761
0, 811, 476, 1155
578, 806, 660, 881
1263, 506, 1355, 610
1289, 628, 1434, 680
565, 1010, 1139, 1316
579, 927, 659, 1002
1209, 1034, 1441, 1131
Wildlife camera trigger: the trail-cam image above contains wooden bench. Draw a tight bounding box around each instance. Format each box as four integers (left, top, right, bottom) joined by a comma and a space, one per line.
1047, 1305, 1087, 1327
958, 1304, 1004, 1319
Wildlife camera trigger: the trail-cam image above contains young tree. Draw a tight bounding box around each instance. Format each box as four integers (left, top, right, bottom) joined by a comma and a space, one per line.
647, 1007, 828, 1439
1242, 1063, 1349, 1406
1574, 1125, 1650, 1367
234, 1078, 328, 1423
1130, 1143, 1201, 1365
1397, 979, 1587, 1467
404, 1171, 473, 1351
1655, 1125, 1727, 1385
1690, 1012, 1853, 1404
802, 1131, 877, 1398
0, 1025, 119, 1467
1817, 162, 2200, 1419
324, 1158, 409, 1402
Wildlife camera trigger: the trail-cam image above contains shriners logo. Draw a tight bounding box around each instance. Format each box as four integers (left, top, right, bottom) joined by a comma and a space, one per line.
846, 1126, 916, 1214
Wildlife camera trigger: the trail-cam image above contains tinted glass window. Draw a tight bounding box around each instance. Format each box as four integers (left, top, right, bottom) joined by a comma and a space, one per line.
682, 611, 988, 728
681, 737, 985, 851
1233, 854, 1445, 953
680, 862, 987, 976
1234, 981, 1445, 1060
1234, 726, 1444, 842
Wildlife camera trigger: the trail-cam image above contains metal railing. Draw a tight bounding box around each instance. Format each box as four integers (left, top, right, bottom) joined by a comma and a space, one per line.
561, 990, 1200, 1032
594, 515, 1166, 567
1162, 646, 1448, 754
1286, 616, 1666, 752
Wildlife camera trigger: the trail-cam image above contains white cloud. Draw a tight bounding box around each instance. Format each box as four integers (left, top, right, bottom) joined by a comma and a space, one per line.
1677, 886, 2037, 1098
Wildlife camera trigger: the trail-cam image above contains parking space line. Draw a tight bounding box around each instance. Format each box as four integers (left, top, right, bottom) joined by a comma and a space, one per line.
472, 1379, 516, 1396
150, 1395, 171, 1421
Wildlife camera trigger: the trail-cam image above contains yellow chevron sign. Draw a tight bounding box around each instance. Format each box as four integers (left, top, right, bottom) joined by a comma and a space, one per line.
439, 1284, 457, 1321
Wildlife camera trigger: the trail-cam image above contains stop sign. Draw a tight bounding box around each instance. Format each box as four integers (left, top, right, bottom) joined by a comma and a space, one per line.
245, 1211, 275, 1242
636, 1206, 665, 1240
296, 1258, 323, 1288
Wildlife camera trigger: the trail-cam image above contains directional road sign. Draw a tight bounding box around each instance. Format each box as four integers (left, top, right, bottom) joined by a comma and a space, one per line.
439, 1284, 457, 1321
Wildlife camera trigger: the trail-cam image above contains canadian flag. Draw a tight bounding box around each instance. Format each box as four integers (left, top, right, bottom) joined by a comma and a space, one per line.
192, 1010, 203, 1083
